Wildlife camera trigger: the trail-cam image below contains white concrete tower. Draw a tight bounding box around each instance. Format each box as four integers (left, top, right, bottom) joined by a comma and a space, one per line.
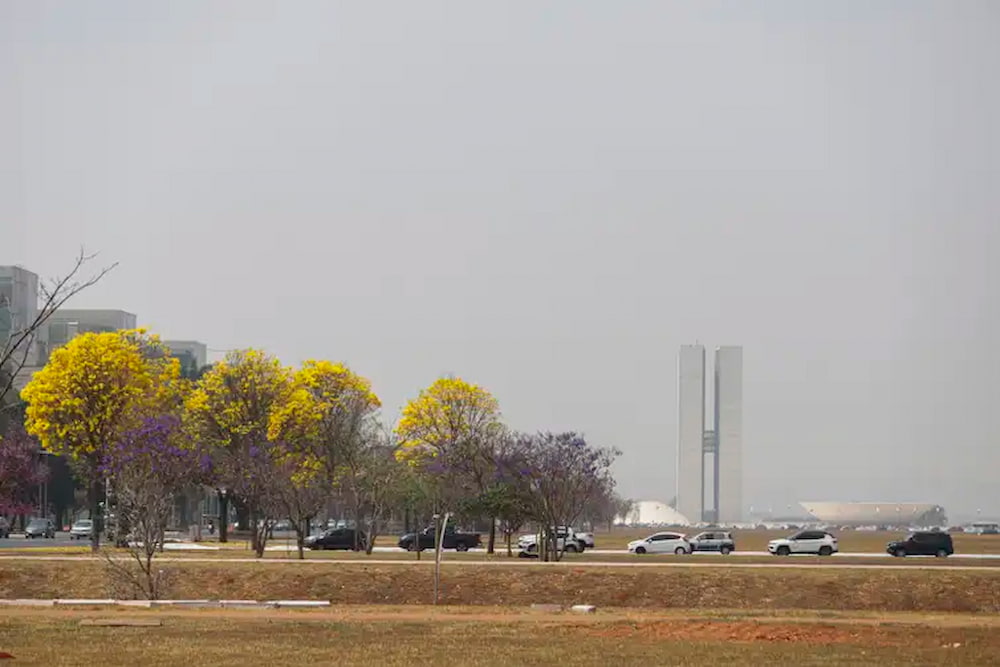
714, 346, 743, 524
676, 344, 706, 523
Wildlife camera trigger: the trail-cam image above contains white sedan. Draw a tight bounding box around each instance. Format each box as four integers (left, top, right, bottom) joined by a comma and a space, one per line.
628, 532, 691, 555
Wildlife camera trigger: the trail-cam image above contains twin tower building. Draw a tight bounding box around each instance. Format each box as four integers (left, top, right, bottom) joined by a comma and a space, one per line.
676, 345, 743, 525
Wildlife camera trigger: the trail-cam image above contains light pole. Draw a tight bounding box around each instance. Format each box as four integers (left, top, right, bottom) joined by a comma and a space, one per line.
433, 512, 452, 605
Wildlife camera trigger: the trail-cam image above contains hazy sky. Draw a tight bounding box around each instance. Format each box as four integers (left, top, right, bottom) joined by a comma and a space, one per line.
2, 1, 997, 519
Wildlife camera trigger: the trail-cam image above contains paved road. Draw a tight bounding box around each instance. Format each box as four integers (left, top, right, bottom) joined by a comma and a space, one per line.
2, 554, 999, 571
0, 533, 79, 549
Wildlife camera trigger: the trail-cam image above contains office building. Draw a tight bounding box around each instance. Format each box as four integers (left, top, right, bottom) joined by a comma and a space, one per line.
163, 340, 208, 376
46, 309, 137, 352
0, 265, 48, 368
676, 344, 744, 524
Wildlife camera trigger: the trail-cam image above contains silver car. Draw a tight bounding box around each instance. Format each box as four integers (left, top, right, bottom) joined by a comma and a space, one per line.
25, 518, 55, 539
69, 519, 93, 541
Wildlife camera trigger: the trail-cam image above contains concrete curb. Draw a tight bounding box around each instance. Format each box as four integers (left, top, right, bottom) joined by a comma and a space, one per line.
0, 599, 334, 609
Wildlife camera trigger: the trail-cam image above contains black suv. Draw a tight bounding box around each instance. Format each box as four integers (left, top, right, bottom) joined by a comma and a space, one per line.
887, 531, 954, 558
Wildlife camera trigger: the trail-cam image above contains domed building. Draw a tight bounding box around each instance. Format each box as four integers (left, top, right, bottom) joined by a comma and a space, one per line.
620, 500, 691, 527
800, 502, 947, 526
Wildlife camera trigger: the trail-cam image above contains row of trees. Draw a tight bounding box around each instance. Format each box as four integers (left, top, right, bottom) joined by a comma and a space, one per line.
6, 328, 622, 595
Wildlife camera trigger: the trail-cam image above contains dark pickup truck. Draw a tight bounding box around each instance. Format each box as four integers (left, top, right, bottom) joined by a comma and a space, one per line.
398, 526, 482, 552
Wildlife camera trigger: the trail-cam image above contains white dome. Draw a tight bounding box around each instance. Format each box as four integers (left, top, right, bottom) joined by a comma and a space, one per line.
620, 500, 691, 527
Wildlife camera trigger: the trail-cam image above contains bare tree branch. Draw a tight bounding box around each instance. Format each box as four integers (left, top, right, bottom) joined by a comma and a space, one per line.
0, 248, 117, 408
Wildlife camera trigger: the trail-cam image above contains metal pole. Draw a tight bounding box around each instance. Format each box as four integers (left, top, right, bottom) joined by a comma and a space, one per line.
434, 512, 451, 605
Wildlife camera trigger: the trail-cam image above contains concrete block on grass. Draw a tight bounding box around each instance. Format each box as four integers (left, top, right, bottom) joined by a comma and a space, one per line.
0, 599, 55, 607
570, 605, 596, 614
54, 599, 116, 606
116, 600, 153, 608
267, 600, 331, 609
529, 603, 563, 612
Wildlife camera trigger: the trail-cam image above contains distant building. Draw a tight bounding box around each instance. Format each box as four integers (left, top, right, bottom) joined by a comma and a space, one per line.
676, 345, 744, 524
46, 309, 138, 355
620, 500, 691, 527
163, 340, 208, 376
0, 265, 48, 367
800, 502, 947, 526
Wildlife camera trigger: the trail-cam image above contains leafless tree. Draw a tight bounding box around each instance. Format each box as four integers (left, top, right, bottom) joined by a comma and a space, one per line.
0, 249, 116, 413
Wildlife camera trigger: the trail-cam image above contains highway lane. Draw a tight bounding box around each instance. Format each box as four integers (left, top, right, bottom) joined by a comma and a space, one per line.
2, 554, 1000, 571
0, 534, 79, 549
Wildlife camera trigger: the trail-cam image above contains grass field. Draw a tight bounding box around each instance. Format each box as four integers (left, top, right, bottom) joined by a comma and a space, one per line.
1, 606, 998, 665
3, 559, 1000, 612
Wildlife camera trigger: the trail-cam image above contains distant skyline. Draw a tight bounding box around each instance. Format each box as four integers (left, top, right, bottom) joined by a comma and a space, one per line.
2, 1, 998, 518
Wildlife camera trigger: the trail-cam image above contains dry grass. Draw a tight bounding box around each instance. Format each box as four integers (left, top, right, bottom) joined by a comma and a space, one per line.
3, 559, 1000, 613
0, 606, 998, 666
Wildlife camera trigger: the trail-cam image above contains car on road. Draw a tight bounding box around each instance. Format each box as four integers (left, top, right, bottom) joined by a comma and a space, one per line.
574, 531, 595, 549
69, 519, 93, 541
306, 528, 368, 551
398, 526, 482, 552
518, 527, 586, 557
24, 518, 55, 539
887, 531, 954, 558
768, 530, 838, 556
0, 517, 10, 539
628, 532, 691, 555
689, 531, 735, 554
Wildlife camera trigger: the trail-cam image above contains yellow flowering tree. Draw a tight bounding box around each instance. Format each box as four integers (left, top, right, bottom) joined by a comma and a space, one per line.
269, 360, 382, 552
396, 377, 507, 548
184, 349, 293, 553
20, 329, 181, 550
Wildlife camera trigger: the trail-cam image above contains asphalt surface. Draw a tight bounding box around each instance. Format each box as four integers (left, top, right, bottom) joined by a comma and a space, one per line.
0, 533, 80, 549
2, 554, 1000, 571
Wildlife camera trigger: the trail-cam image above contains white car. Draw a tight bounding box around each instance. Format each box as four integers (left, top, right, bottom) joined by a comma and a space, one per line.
69, 519, 93, 541
574, 531, 595, 548
627, 532, 691, 555
768, 530, 838, 556
518, 527, 583, 556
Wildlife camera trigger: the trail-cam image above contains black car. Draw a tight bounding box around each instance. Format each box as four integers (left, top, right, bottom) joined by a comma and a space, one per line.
398, 526, 482, 552
306, 528, 367, 551
887, 531, 954, 557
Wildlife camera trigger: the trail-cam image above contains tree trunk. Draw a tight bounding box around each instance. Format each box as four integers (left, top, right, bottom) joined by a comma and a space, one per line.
487, 516, 497, 554
218, 491, 229, 543
90, 478, 101, 552
295, 526, 305, 560
505, 531, 512, 557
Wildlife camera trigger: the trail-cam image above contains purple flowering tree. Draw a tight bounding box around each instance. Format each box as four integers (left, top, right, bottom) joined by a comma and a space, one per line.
0, 425, 49, 519
101, 415, 205, 599
516, 432, 619, 562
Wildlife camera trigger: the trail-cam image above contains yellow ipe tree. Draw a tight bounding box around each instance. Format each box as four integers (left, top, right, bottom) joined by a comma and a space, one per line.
20, 330, 181, 550
184, 349, 293, 552
396, 377, 506, 549
269, 360, 382, 553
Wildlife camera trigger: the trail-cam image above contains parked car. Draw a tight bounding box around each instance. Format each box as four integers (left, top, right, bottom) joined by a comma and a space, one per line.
518, 527, 586, 557
0, 517, 10, 539
628, 532, 691, 555
69, 519, 93, 541
887, 531, 954, 557
574, 531, 596, 549
398, 526, 482, 552
306, 528, 367, 551
689, 531, 735, 554
768, 530, 838, 556
25, 518, 55, 539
